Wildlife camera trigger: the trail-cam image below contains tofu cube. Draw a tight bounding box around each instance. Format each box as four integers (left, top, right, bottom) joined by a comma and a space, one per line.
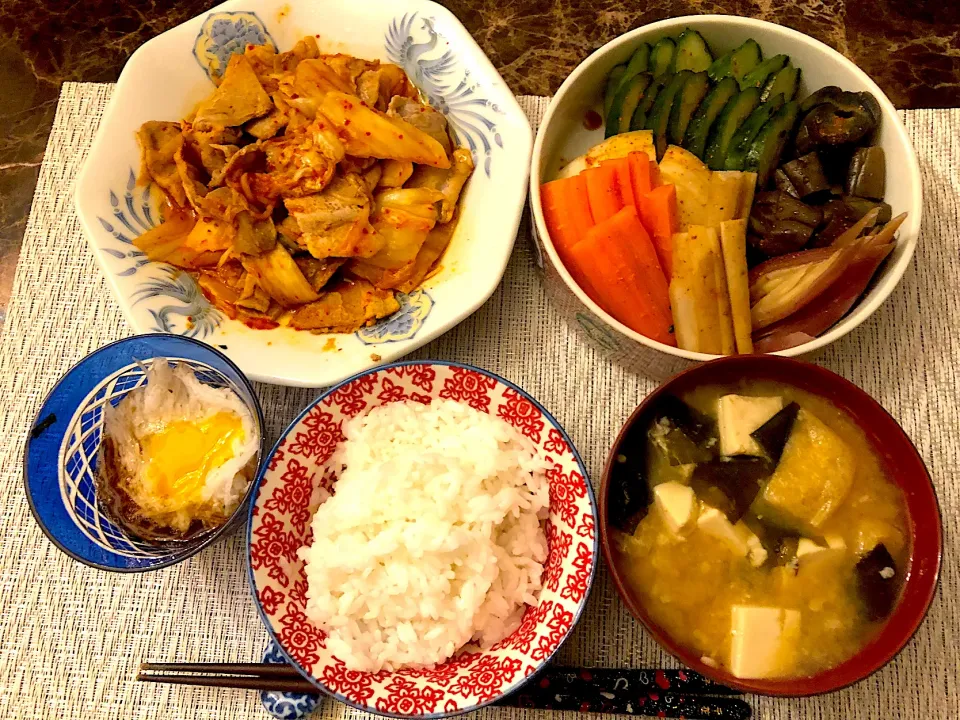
697, 506, 745, 553
824, 533, 847, 551
697, 507, 768, 565
717, 395, 785, 456
758, 409, 855, 532
796, 538, 827, 559
653, 482, 696, 534
729, 606, 801, 679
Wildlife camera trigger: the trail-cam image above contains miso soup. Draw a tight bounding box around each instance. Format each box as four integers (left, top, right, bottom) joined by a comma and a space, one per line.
611, 381, 909, 680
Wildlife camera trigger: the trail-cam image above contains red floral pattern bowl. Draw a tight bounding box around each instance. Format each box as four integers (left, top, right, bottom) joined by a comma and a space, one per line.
247, 360, 598, 718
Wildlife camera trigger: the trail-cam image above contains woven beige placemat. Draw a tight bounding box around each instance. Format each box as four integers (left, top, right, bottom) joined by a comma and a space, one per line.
0, 83, 956, 720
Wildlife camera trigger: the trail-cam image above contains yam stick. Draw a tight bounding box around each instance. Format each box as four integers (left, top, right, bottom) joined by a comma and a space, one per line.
719, 218, 753, 354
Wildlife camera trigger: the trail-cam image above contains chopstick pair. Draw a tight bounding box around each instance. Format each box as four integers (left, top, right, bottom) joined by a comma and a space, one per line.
138, 662, 751, 719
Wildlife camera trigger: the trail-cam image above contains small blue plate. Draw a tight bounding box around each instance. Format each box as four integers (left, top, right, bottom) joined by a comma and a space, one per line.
23, 333, 266, 572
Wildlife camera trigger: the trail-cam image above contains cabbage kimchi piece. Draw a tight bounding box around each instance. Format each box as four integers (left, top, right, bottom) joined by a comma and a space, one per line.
131, 36, 474, 335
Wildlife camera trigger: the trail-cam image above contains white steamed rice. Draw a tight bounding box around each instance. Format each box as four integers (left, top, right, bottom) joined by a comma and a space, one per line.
298, 398, 550, 672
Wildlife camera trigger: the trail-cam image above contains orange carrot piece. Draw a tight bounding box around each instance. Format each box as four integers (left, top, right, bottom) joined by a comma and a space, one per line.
650, 162, 661, 188
628, 152, 653, 200
638, 184, 678, 278
601, 157, 635, 208
540, 178, 596, 297
541, 179, 579, 261
584, 164, 625, 223
561, 174, 595, 239
569, 206, 675, 345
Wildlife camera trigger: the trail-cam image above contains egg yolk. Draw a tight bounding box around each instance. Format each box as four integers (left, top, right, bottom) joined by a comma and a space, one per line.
140, 411, 245, 507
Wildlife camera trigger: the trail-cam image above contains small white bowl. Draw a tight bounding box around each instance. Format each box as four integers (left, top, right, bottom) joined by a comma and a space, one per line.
75, 0, 532, 388
529, 15, 922, 380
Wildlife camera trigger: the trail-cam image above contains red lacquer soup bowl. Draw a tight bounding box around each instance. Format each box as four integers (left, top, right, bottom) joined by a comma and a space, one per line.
599, 355, 942, 696
247, 360, 598, 718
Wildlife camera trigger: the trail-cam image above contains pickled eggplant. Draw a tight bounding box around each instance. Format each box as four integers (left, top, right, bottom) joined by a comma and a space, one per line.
749, 191, 821, 255
799, 85, 842, 113
846, 146, 886, 200
795, 91, 877, 153
774, 168, 801, 198
781, 152, 830, 198
753, 190, 824, 227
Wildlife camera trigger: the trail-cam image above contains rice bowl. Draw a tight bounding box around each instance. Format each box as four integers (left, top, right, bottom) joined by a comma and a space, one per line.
247, 360, 598, 717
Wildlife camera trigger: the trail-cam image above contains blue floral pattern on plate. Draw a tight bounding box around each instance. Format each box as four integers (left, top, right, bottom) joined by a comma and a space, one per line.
193, 12, 276, 81
356, 290, 434, 345
98, 169, 222, 339
260, 640, 321, 720
386, 12, 504, 176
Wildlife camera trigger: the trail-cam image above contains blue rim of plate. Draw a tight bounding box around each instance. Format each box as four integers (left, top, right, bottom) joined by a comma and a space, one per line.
246, 359, 600, 719
23, 333, 267, 573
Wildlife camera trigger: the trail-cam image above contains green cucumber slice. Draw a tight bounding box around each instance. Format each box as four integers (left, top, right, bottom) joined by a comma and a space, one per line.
668, 70, 710, 145
744, 101, 801, 186
704, 87, 761, 171
707, 39, 762, 83
682, 76, 739, 159
606, 72, 654, 137
673, 28, 714, 73
650, 37, 677, 77
723, 94, 787, 170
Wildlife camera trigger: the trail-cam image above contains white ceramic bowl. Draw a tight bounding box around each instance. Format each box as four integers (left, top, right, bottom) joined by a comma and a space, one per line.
530, 15, 922, 380
75, 0, 532, 388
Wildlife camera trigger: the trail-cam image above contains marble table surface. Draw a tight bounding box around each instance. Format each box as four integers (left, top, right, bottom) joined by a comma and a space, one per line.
1, 0, 958, 328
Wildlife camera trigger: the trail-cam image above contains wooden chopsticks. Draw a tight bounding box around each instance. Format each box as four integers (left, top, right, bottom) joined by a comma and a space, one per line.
137, 662, 752, 719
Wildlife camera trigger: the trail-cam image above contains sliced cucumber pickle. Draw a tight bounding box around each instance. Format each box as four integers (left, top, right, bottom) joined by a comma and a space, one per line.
761, 63, 800, 103
650, 37, 677, 77
604, 64, 627, 117
744, 101, 801, 186
724, 94, 787, 170
673, 28, 714, 73
683, 76, 739, 158
606, 72, 653, 137
740, 54, 788, 90
668, 71, 710, 145
704, 87, 761, 170
630, 74, 669, 130
647, 70, 692, 159
708, 39, 762, 83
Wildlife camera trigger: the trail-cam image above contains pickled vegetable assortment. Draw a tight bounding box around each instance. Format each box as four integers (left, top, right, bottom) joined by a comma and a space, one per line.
545, 28, 907, 354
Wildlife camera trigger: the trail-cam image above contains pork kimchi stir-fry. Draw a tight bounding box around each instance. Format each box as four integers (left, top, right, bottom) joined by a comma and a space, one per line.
134, 36, 474, 332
